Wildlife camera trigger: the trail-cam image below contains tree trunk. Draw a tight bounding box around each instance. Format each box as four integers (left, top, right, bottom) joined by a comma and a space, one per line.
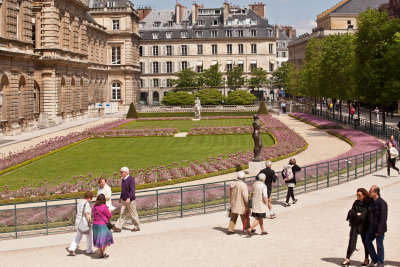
383, 106, 386, 135
369, 108, 372, 130
339, 100, 342, 121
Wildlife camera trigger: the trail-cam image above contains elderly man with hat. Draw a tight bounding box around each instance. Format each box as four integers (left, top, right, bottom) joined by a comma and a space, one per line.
113, 167, 140, 232
227, 171, 250, 235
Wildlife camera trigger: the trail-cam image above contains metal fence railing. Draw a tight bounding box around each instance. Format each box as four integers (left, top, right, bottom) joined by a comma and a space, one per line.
0, 147, 385, 240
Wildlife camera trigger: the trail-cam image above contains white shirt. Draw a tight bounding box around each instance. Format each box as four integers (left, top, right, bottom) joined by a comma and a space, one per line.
75, 199, 91, 227
98, 184, 116, 211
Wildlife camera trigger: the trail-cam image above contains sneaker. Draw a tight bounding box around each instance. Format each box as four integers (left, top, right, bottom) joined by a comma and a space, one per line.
367, 262, 377, 267
131, 227, 140, 232
270, 213, 276, 219
113, 227, 121, 232
227, 231, 235, 235
66, 248, 75, 256
284, 203, 291, 207
387, 175, 390, 179
293, 199, 298, 204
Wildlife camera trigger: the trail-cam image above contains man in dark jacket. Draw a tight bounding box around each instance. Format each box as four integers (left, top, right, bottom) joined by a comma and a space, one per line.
257, 160, 277, 218
366, 185, 388, 267
114, 166, 140, 232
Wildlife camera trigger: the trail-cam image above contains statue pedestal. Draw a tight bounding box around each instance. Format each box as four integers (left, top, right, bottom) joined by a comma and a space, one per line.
192, 118, 201, 121
248, 161, 266, 176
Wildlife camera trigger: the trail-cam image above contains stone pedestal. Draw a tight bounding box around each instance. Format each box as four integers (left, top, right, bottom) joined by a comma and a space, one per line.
248, 161, 266, 176
192, 118, 200, 121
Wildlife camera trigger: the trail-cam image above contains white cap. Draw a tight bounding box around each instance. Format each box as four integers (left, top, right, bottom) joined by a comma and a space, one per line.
237, 171, 245, 179
120, 167, 130, 174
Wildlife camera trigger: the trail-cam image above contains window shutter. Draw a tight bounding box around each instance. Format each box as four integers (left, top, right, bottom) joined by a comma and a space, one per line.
142, 46, 145, 56
171, 46, 174, 56
187, 45, 190, 55
150, 79, 154, 88
142, 62, 146, 74
162, 62, 166, 73
177, 45, 181, 56
178, 62, 181, 72
142, 79, 145, 87
163, 46, 166, 56
187, 61, 190, 69
150, 62, 153, 73
172, 62, 174, 73
162, 79, 166, 87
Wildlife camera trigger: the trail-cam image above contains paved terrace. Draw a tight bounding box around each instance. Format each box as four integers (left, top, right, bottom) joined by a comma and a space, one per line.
0, 169, 398, 267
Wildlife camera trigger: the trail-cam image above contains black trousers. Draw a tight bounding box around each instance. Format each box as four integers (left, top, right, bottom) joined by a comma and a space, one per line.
387, 158, 399, 175
286, 187, 295, 203
346, 227, 369, 259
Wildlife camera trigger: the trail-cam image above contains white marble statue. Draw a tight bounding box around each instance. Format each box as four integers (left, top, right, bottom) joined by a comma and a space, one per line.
194, 97, 201, 119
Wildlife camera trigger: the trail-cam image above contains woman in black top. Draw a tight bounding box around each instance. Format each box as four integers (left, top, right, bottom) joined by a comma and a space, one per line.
281, 158, 302, 207
342, 188, 371, 266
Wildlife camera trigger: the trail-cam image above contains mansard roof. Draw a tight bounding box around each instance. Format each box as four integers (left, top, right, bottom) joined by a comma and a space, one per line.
139, 6, 274, 40
331, 0, 388, 14
89, 0, 133, 8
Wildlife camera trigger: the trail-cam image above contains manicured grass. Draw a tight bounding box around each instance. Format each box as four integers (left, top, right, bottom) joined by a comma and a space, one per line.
0, 134, 274, 190
118, 119, 253, 132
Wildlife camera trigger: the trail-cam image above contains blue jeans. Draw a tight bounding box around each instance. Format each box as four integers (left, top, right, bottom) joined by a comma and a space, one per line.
366, 229, 385, 264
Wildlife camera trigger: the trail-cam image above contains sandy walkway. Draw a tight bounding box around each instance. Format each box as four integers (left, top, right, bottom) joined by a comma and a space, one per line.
0, 168, 399, 267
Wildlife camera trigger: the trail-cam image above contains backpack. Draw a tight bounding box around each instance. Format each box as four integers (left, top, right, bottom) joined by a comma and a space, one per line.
283, 164, 294, 180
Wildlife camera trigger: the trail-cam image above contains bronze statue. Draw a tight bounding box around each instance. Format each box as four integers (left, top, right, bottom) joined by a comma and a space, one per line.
252, 115, 263, 162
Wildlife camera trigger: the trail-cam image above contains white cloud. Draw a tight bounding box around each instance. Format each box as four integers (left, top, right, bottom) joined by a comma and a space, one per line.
293, 19, 316, 36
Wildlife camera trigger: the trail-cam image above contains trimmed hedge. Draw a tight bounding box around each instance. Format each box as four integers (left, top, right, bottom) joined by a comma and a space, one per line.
138, 111, 255, 118
126, 102, 139, 119
257, 101, 269, 115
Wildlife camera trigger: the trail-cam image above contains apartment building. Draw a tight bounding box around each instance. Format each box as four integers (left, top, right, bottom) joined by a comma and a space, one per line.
138, 2, 277, 105
275, 26, 296, 68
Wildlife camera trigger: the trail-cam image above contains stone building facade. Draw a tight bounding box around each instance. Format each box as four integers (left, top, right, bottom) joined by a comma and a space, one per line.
138, 2, 277, 105
0, 0, 140, 135
275, 25, 296, 68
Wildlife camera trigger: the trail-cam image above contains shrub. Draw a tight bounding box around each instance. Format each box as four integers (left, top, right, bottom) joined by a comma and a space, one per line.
257, 101, 269, 115
138, 112, 255, 118
226, 90, 257, 105
161, 91, 195, 106
195, 89, 225, 105
126, 102, 139, 119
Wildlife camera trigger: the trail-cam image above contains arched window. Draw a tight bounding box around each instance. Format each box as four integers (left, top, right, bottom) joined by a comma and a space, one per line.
34, 81, 40, 114
111, 82, 121, 100
18, 76, 26, 118
153, 91, 159, 105
0, 75, 9, 121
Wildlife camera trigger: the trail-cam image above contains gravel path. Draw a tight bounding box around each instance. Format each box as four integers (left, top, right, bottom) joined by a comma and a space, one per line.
0, 168, 399, 267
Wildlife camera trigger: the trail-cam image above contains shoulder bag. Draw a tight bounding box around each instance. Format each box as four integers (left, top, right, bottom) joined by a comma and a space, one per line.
78, 202, 90, 234
94, 205, 114, 230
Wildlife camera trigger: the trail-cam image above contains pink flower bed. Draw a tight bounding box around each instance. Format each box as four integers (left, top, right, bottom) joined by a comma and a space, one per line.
290, 112, 342, 129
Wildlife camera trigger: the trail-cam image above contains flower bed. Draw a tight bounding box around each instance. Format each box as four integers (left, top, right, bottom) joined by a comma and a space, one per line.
0, 115, 308, 201
290, 113, 343, 129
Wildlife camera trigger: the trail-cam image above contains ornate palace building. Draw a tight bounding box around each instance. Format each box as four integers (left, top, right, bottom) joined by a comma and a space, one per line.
0, 0, 140, 135
138, 2, 277, 105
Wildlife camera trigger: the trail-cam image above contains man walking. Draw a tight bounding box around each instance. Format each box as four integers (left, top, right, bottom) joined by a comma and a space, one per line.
366, 185, 388, 267
114, 167, 140, 232
257, 160, 277, 218
227, 171, 250, 235
374, 107, 380, 123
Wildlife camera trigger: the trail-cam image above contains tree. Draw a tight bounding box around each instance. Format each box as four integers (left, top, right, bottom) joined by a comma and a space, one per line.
248, 67, 268, 90
379, 0, 400, 18
257, 101, 269, 115
225, 90, 257, 105
171, 68, 199, 91
226, 66, 246, 90
200, 64, 224, 88
195, 89, 224, 105
354, 8, 400, 128
161, 91, 195, 106
126, 102, 139, 118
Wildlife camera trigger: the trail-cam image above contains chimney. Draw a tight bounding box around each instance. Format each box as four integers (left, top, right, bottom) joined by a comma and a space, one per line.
192, 3, 200, 24
281, 26, 296, 39
249, 2, 266, 19
275, 25, 279, 39
175, 3, 185, 24
137, 6, 152, 21
223, 2, 230, 25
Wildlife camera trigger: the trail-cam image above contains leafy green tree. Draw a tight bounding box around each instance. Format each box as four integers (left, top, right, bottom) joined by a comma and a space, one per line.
319, 33, 356, 100
226, 66, 246, 90
195, 89, 224, 105
126, 102, 139, 118
226, 90, 257, 105
248, 68, 268, 90
200, 64, 224, 88
171, 68, 199, 91
354, 8, 400, 127
161, 91, 195, 106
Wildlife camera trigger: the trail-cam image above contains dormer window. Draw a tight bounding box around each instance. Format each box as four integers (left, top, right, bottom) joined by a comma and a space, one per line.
197, 20, 205, 26
250, 30, 257, 37
212, 20, 218, 26
152, 32, 159, 39
250, 19, 257, 25
166, 32, 172, 39
167, 21, 173, 27
107, 0, 115, 7
153, 21, 161, 27
181, 31, 188, 38
211, 30, 218, 38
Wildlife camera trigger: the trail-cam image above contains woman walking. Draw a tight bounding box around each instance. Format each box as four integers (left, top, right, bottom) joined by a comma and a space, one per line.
342, 188, 371, 266
387, 142, 399, 178
93, 194, 114, 258
282, 158, 302, 207
246, 173, 269, 237
97, 178, 115, 211
67, 191, 94, 256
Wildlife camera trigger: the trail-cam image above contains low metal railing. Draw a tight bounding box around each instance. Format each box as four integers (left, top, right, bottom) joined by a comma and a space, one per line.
0, 147, 385, 240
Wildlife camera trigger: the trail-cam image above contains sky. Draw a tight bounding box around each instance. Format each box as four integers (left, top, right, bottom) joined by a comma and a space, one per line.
132, 0, 341, 35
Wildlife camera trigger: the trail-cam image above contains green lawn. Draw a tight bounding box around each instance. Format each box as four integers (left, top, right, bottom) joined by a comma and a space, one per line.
1, 134, 274, 190
119, 119, 253, 132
